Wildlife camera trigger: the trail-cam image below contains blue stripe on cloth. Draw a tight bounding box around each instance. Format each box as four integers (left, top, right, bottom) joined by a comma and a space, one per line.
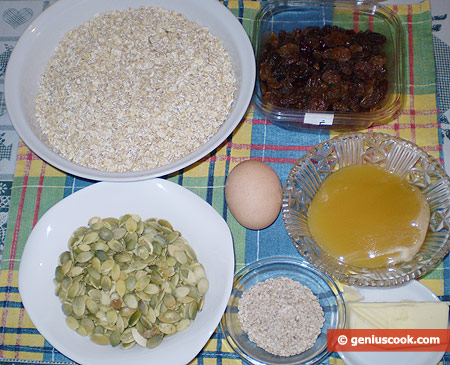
205, 151, 216, 206
63, 176, 95, 198
0, 300, 23, 309
1, 343, 59, 355
0, 286, 18, 293
222, 134, 233, 221
1, 327, 41, 335
444, 254, 450, 300
42, 340, 75, 364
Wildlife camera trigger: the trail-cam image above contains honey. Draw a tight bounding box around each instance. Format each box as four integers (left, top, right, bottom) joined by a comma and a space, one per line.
307, 164, 430, 268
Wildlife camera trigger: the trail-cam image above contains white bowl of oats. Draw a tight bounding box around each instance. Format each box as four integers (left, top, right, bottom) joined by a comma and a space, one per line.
5, 0, 255, 181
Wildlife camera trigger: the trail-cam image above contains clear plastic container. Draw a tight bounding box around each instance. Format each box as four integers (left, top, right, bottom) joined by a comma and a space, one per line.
252, 0, 405, 131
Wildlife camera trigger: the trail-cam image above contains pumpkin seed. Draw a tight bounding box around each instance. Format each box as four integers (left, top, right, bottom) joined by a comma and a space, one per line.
159, 310, 181, 323
73, 296, 86, 317
99, 227, 113, 241
83, 231, 99, 245
110, 330, 121, 347
131, 327, 147, 347
62, 303, 73, 316
197, 278, 209, 296
54, 215, 208, 351
158, 323, 176, 335
113, 227, 127, 240
91, 333, 110, 346
176, 318, 191, 332
66, 316, 79, 331
124, 294, 138, 309
147, 334, 164, 349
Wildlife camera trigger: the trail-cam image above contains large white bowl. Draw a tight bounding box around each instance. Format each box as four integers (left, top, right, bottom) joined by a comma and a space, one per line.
5, 0, 255, 181
18, 179, 235, 365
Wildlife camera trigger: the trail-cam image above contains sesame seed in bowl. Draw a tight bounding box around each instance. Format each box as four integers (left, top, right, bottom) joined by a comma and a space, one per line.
220, 256, 346, 365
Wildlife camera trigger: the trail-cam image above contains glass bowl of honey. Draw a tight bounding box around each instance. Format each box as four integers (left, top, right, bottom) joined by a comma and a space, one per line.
282, 132, 450, 286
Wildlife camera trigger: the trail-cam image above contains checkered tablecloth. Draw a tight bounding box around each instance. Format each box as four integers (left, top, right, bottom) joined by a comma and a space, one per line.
0, 0, 446, 364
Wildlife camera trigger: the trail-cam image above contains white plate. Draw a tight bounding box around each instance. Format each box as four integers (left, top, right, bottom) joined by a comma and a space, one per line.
18, 179, 235, 365
339, 281, 446, 365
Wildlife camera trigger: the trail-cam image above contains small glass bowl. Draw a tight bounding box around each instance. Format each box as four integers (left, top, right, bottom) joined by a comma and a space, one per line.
252, 0, 405, 130
282, 132, 450, 287
220, 256, 345, 365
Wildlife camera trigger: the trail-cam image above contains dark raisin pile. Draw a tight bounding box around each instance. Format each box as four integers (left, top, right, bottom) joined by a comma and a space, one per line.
259, 25, 388, 112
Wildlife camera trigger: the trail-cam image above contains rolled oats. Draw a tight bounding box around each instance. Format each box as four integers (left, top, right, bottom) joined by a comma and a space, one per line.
34, 7, 236, 172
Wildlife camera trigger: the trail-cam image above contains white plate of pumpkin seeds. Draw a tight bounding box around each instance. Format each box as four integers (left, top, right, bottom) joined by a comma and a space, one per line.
18, 178, 234, 365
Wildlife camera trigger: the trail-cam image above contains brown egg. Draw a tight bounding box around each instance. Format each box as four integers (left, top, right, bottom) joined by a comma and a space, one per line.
225, 160, 282, 230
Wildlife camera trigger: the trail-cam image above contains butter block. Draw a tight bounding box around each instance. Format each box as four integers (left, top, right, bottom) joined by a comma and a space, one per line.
346, 301, 449, 329
342, 286, 365, 302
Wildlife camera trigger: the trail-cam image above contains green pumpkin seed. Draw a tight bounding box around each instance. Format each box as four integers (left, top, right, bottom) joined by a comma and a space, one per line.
114, 252, 131, 263
128, 310, 142, 326
92, 240, 109, 251
136, 291, 152, 301
81, 317, 95, 335
197, 278, 209, 296
158, 310, 181, 323
176, 318, 191, 332
174, 286, 190, 299
62, 303, 73, 316
91, 333, 110, 346
83, 231, 99, 245
108, 239, 123, 252
106, 309, 118, 325
61, 276, 72, 291
158, 323, 176, 335
76, 326, 88, 336
120, 328, 134, 344
54, 215, 208, 351
95, 250, 108, 262
66, 316, 79, 331
55, 266, 64, 282
59, 251, 71, 266
126, 217, 138, 232
87, 266, 101, 282
147, 334, 164, 349
101, 276, 112, 292
110, 330, 121, 347
113, 227, 127, 240
124, 294, 138, 309
73, 296, 86, 317
121, 341, 136, 349
68, 281, 81, 299
99, 227, 113, 241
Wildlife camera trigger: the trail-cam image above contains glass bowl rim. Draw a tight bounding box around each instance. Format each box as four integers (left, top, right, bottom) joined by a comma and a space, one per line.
220, 255, 346, 365
282, 131, 450, 287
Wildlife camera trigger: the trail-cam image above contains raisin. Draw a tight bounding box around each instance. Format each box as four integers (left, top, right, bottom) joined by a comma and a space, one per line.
322, 69, 341, 85
277, 43, 300, 64
258, 25, 388, 112
308, 97, 328, 111
259, 62, 272, 81
331, 46, 352, 62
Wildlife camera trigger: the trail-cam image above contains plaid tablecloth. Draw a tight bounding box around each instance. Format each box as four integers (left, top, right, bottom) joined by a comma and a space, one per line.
0, 0, 445, 364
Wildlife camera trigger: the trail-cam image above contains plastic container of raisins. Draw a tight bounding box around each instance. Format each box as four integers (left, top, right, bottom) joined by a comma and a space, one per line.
252, 0, 405, 131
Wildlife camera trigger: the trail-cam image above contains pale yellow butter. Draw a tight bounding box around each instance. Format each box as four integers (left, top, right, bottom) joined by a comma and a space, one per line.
346, 302, 449, 329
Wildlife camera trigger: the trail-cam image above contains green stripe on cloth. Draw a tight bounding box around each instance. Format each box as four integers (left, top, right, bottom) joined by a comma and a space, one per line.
0, 1, 443, 364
